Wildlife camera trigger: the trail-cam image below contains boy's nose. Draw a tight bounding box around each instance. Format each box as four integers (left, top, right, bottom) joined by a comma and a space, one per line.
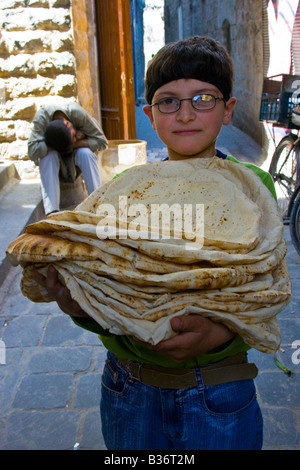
175, 100, 196, 122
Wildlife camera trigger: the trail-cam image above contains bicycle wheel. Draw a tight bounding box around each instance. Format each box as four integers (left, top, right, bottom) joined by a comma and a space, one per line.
290, 184, 300, 256
269, 134, 299, 218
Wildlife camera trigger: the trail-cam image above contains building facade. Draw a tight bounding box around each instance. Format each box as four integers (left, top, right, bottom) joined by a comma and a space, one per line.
0, 0, 101, 161
0, 0, 143, 163
164, 0, 269, 146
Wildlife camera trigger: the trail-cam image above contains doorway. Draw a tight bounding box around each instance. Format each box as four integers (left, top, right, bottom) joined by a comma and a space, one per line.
95, 0, 136, 140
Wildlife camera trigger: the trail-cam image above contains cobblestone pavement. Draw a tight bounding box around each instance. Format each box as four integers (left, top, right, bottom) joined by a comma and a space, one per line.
0, 265, 107, 450
249, 227, 300, 450
0, 109, 299, 449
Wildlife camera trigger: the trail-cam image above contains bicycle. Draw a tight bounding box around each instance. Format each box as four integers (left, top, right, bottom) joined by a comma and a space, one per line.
268, 130, 300, 221
289, 182, 300, 255
260, 73, 300, 253
268, 128, 300, 256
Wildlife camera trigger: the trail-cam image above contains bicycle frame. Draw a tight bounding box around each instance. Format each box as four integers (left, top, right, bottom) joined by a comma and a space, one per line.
274, 135, 300, 184
269, 126, 300, 214
288, 180, 300, 216
289, 182, 300, 255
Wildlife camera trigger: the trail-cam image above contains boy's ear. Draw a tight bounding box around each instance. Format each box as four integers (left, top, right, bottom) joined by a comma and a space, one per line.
143, 105, 156, 130
223, 97, 236, 126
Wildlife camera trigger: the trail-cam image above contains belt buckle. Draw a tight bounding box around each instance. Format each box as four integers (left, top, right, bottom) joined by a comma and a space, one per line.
127, 360, 142, 381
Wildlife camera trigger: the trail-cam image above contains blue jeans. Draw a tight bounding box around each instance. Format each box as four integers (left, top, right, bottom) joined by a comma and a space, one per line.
100, 352, 263, 450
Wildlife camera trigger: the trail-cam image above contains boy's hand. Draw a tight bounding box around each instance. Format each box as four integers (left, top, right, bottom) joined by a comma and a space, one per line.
143, 315, 235, 363
33, 266, 90, 319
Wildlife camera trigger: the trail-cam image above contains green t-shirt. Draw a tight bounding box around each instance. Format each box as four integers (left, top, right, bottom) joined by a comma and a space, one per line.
74, 155, 277, 368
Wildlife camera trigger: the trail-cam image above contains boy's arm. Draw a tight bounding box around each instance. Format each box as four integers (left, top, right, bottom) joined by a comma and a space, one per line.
226, 155, 277, 200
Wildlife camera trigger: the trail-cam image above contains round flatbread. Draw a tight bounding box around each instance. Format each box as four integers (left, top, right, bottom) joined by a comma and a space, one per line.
6, 156, 292, 352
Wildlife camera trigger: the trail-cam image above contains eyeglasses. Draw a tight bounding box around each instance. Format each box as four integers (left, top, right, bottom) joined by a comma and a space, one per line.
151, 94, 225, 113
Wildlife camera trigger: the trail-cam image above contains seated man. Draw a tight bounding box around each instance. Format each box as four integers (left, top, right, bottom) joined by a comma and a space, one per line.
28, 101, 108, 216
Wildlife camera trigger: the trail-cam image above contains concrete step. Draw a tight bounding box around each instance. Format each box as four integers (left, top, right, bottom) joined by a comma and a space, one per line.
0, 162, 44, 287
0, 160, 20, 191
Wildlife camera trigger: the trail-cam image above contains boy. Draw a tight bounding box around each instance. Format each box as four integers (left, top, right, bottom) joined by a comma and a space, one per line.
35, 36, 278, 450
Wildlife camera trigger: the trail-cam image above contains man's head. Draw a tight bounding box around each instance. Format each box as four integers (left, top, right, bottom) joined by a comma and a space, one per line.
45, 119, 74, 156
145, 36, 234, 105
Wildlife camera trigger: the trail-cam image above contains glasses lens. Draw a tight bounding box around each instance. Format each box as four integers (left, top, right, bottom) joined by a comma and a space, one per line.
192, 94, 215, 110
158, 98, 180, 113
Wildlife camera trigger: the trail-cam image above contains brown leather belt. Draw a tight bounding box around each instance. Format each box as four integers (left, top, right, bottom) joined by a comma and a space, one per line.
117, 352, 258, 389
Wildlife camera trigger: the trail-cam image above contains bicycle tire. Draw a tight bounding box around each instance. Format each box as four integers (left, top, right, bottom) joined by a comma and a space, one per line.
269, 133, 299, 218
290, 184, 300, 256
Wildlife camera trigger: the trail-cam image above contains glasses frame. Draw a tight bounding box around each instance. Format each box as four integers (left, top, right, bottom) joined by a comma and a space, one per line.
151, 94, 226, 114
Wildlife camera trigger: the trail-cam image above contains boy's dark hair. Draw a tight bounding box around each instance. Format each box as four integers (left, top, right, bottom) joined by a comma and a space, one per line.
44, 119, 73, 156
145, 36, 234, 104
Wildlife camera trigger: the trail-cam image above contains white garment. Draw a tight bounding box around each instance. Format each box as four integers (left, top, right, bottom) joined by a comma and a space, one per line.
39, 148, 101, 215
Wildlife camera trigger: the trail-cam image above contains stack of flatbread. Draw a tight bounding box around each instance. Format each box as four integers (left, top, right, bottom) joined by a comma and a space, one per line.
6, 157, 291, 353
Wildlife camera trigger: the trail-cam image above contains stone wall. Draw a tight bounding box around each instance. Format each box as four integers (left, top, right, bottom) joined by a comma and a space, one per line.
233, 0, 266, 145
164, 0, 267, 147
0, 0, 98, 163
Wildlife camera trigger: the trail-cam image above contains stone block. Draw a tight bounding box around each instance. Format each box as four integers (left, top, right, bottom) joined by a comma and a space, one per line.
34, 94, 75, 110
0, 140, 28, 160
53, 73, 76, 95
51, 31, 74, 52
3, 31, 52, 54
80, 410, 106, 450
14, 119, 32, 140
255, 371, 300, 408
34, 51, 75, 76
12, 373, 73, 409
2, 315, 46, 347
1, 31, 73, 55
2, 97, 36, 120
0, 121, 16, 142
0, 37, 9, 55
1, 8, 71, 32
49, 0, 70, 8
29, 7, 71, 32
5, 76, 53, 99
0, 1, 26, 9
41, 314, 85, 346
28, 346, 93, 372
74, 373, 101, 408
0, 8, 29, 31
28, 0, 50, 7
0, 54, 35, 78
2, 410, 80, 450
0, 350, 23, 415
261, 407, 300, 448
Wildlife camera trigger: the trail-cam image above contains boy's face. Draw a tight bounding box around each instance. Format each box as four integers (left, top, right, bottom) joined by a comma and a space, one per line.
143, 79, 236, 160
